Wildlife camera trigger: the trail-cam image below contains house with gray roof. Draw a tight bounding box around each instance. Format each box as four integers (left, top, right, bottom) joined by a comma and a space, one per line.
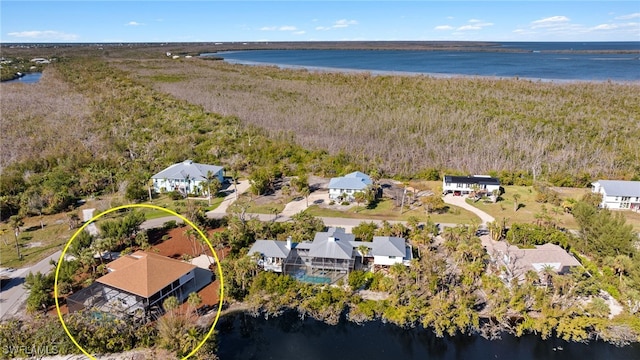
307, 228, 356, 273
591, 180, 640, 210
483, 237, 582, 284
248, 228, 413, 284
370, 236, 412, 266
151, 160, 224, 196
328, 171, 372, 201
248, 238, 294, 272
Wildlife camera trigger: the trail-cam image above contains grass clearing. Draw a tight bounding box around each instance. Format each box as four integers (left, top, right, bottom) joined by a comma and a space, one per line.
0, 213, 71, 268
468, 185, 585, 229
619, 210, 640, 232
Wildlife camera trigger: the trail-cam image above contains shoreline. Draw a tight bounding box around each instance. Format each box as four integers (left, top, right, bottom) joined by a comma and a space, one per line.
209, 56, 640, 85
217, 302, 639, 347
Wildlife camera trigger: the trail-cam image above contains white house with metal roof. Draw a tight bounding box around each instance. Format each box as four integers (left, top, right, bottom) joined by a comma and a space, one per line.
151, 160, 224, 195
248, 238, 294, 272
370, 236, 412, 266
591, 180, 640, 210
328, 171, 372, 201
248, 228, 413, 283
443, 175, 501, 195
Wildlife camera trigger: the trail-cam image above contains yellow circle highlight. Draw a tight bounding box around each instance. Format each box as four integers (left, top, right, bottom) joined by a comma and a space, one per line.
54, 204, 225, 359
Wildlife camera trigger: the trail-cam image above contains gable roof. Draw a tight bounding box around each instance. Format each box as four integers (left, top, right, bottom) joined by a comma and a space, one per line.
444, 175, 500, 186
486, 240, 581, 279
329, 171, 372, 191
520, 243, 582, 271
309, 228, 354, 259
97, 251, 195, 298
371, 236, 406, 257
248, 240, 292, 259
592, 180, 640, 197
151, 160, 223, 181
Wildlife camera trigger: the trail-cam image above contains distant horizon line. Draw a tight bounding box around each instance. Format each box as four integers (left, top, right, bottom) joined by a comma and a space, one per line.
2, 40, 639, 45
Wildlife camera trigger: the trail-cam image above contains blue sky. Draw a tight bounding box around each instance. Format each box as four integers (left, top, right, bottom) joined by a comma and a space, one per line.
1, 1, 639, 43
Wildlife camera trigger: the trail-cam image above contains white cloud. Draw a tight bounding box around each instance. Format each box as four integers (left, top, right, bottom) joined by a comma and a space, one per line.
434, 25, 454, 31
260, 25, 298, 32
531, 16, 570, 28
316, 19, 359, 31
513, 14, 638, 40
293, 31, 306, 35
615, 12, 640, 20
457, 19, 493, 31
457, 25, 481, 31
126, 21, 143, 26
592, 24, 618, 30
7, 30, 79, 41
333, 19, 358, 28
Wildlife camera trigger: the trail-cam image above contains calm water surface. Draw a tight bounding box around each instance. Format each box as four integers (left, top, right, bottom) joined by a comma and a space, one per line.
2, 72, 42, 84
217, 311, 640, 360
210, 42, 640, 82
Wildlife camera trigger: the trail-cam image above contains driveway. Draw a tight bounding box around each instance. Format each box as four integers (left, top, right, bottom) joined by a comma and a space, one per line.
280, 191, 330, 217
206, 180, 250, 219
443, 194, 495, 226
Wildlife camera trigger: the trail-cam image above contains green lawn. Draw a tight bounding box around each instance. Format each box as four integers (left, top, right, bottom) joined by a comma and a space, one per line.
231, 193, 287, 214
0, 214, 71, 268
467, 185, 584, 229
306, 199, 479, 224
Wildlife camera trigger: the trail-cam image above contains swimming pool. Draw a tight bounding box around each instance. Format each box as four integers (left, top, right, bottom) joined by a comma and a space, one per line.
293, 270, 331, 284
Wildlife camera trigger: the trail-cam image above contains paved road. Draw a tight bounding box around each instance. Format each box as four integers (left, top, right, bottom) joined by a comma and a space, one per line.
0, 250, 63, 320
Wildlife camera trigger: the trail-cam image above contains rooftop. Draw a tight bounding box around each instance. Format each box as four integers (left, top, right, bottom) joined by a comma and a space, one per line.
371, 236, 407, 257
592, 180, 640, 197
151, 160, 223, 181
329, 171, 372, 190
444, 175, 500, 186
97, 251, 196, 298
309, 228, 355, 260
248, 239, 293, 259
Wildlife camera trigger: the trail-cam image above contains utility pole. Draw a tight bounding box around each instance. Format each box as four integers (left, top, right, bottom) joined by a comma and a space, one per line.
399, 186, 407, 214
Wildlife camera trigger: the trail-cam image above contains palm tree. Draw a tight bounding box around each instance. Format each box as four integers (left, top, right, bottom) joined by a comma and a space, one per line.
67, 212, 80, 230
204, 170, 221, 206
353, 191, 366, 212
512, 193, 521, 212
357, 245, 369, 264
301, 187, 311, 208
163, 295, 180, 316
187, 292, 202, 316
147, 178, 154, 202
9, 215, 24, 260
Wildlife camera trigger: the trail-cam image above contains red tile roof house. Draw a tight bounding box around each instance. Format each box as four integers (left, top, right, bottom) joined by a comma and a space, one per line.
67, 251, 211, 321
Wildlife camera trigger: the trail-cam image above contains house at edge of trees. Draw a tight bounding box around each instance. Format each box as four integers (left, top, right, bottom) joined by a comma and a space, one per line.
66, 251, 211, 320
591, 180, 640, 211
442, 175, 501, 196
328, 171, 372, 201
248, 228, 412, 284
151, 160, 224, 195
